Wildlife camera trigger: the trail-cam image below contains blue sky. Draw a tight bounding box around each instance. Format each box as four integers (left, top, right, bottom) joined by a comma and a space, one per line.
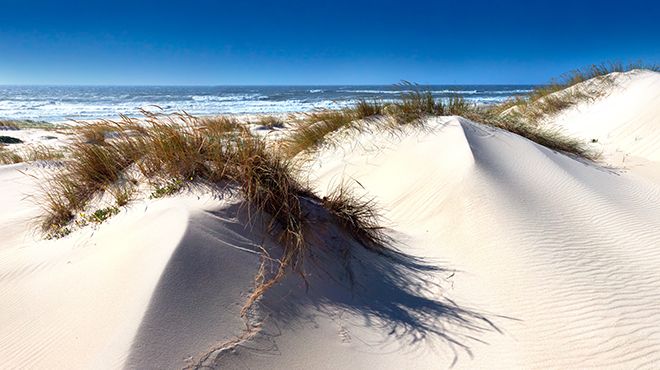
0, 0, 658, 85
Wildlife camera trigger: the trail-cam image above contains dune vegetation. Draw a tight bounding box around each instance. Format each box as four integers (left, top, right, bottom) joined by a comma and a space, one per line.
282, 87, 595, 159
31, 63, 659, 318
494, 62, 660, 122
254, 115, 285, 129
0, 119, 60, 130
0, 143, 65, 164
38, 111, 395, 314
0, 146, 24, 164
283, 63, 659, 160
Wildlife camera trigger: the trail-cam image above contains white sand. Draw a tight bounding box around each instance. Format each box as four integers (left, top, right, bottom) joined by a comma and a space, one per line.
1, 70, 660, 369
547, 69, 660, 180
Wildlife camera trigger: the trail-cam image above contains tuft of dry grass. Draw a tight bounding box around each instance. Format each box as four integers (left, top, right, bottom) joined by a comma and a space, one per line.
281, 109, 360, 158
281, 99, 386, 158
76, 122, 112, 145
24, 145, 65, 162
40, 138, 136, 233
0, 146, 24, 164
0, 119, 57, 130
255, 115, 285, 129
386, 82, 444, 125
322, 183, 391, 254
354, 99, 384, 118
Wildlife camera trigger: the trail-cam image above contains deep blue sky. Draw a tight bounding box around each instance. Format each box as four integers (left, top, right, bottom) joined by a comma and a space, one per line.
0, 0, 658, 85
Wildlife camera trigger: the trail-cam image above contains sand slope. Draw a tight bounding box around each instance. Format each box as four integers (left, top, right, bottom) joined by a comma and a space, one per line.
548, 70, 660, 180
0, 167, 262, 369
281, 116, 660, 369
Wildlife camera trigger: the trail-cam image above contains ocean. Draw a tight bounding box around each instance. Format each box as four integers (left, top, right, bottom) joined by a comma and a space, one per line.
0, 85, 534, 122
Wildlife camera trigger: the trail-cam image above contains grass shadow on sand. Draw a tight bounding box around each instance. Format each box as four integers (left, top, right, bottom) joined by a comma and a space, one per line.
176, 200, 512, 369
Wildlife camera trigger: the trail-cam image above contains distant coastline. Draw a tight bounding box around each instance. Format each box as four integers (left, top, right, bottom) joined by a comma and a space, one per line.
0, 84, 533, 122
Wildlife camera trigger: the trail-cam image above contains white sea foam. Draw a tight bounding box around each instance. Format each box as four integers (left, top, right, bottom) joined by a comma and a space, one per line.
0, 86, 529, 122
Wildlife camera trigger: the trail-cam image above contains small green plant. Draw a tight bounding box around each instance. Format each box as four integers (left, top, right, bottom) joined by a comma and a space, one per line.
46, 225, 72, 240
150, 179, 184, 199
88, 206, 120, 223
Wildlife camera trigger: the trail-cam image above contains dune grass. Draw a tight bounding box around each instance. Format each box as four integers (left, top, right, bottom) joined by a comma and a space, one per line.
0, 119, 57, 130
39, 111, 392, 314
284, 63, 658, 160
463, 108, 597, 159
282, 83, 485, 158
0, 144, 65, 165
24, 145, 65, 161
255, 115, 285, 129
0, 146, 23, 164
322, 183, 391, 254
77, 122, 111, 144
501, 62, 660, 122
281, 102, 381, 158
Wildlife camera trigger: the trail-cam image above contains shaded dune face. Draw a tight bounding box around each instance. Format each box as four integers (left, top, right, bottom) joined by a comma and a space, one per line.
126, 197, 501, 369
210, 223, 502, 369
124, 203, 262, 369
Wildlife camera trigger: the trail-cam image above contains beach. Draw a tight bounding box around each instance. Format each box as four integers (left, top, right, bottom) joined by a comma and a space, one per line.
1, 68, 660, 369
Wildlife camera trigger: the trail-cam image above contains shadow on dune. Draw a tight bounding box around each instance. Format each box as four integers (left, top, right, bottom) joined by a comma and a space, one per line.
125, 194, 506, 369
204, 200, 506, 368
124, 202, 264, 370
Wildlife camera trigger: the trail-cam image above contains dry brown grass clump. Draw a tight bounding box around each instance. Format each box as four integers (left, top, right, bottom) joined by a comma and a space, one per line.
255, 115, 285, 129
41, 141, 135, 231
463, 108, 597, 159
281, 102, 382, 158
282, 90, 478, 158
386, 83, 444, 125
24, 145, 65, 161
39, 112, 391, 288
0, 146, 23, 164
354, 99, 384, 118
39, 111, 395, 331
0, 119, 56, 130
322, 184, 390, 254
77, 122, 112, 144
0, 144, 64, 165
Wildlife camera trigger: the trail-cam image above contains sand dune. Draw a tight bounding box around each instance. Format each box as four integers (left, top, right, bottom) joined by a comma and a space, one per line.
548, 69, 660, 180
2, 71, 660, 369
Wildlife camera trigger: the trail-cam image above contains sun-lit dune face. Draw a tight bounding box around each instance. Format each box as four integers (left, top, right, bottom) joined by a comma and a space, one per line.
547, 70, 660, 167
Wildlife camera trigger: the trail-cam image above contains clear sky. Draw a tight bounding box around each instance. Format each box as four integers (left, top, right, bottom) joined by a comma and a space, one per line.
0, 0, 658, 85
